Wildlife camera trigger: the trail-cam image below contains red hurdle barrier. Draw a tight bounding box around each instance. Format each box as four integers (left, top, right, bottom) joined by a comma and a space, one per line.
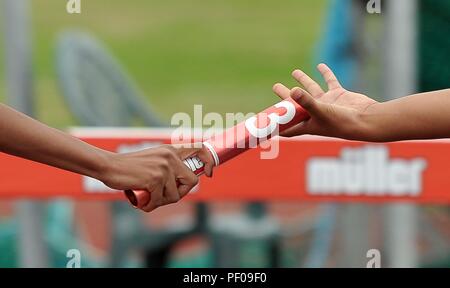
0, 128, 449, 204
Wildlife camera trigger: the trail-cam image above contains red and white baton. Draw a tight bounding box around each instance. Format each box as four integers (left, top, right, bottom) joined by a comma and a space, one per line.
125, 97, 309, 209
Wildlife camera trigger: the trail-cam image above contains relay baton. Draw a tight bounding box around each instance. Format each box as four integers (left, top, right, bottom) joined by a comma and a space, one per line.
125, 98, 310, 209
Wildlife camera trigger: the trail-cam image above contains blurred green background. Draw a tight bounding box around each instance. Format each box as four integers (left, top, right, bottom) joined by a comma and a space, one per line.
1, 0, 327, 127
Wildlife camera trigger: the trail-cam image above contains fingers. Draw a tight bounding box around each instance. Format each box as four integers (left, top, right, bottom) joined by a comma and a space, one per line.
174, 143, 215, 177
203, 160, 214, 177
272, 83, 291, 100
196, 147, 214, 177
277, 88, 318, 138
143, 176, 180, 212
317, 63, 341, 90
141, 168, 197, 212
163, 177, 181, 204
271, 84, 324, 138
139, 146, 197, 212
177, 181, 196, 198
167, 148, 199, 195
172, 143, 203, 159
280, 121, 311, 137
176, 169, 199, 198
292, 69, 324, 98
279, 89, 321, 137
290, 87, 310, 101
290, 87, 322, 117
142, 185, 163, 212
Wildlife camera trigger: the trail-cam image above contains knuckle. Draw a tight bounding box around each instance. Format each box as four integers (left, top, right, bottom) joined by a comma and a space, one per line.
301, 98, 313, 109
168, 195, 180, 204
178, 187, 189, 197
152, 198, 163, 208
164, 145, 177, 154
161, 199, 172, 207
161, 158, 171, 170
324, 70, 333, 78
159, 146, 174, 158
328, 80, 340, 86
307, 83, 318, 91
161, 149, 171, 159
190, 176, 199, 186
162, 147, 178, 162
152, 171, 165, 182
155, 157, 171, 172
142, 205, 154, 213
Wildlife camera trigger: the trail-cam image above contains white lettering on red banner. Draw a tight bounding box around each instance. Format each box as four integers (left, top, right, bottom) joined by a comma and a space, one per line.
306, 146, 427, 197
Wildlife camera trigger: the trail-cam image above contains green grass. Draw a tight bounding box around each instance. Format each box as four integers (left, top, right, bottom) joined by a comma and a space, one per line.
2, 0, 327, 127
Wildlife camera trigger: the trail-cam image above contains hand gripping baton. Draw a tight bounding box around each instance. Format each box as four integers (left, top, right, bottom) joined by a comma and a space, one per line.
125, 98, 309, 209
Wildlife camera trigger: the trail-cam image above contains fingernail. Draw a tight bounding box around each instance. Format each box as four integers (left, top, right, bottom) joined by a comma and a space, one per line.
292, 94, 301, 102
291, 89, 302, 101
292, 70, 302, 77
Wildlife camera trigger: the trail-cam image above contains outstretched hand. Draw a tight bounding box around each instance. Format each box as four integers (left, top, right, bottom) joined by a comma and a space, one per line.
273, 63, 378, 140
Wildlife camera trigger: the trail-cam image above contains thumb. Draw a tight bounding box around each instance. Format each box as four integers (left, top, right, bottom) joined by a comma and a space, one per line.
174, 143, 215, 178
173, 143, 203, 159
290, 87, 324, 119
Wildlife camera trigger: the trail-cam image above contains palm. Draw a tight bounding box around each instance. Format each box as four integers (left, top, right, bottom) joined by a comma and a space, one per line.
274, 63, 377, 114
273, 63, 379, 139
319, 87, 377, 113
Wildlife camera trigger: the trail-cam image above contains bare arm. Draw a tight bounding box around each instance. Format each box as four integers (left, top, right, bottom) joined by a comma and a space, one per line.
0, 103, 109, 179
273, 64, 450, 142
362, 90, 450, 141
0, 103, 212, 212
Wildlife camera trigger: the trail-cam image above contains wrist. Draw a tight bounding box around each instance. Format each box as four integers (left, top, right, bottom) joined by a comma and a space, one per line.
357, 103, 384, 142
89, 149, 116, 182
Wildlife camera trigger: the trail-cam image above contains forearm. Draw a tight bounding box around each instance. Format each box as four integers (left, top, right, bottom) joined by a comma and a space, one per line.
0, 104, 110, 179
361, 89, 450, 142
